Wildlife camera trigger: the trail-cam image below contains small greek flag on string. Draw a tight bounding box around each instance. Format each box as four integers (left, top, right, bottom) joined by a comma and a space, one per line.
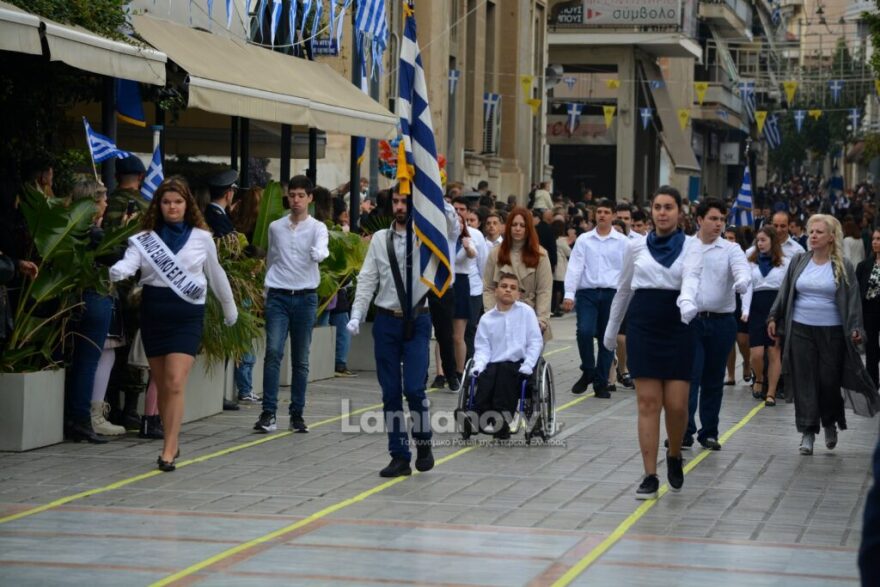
850, 108, 861, 133
738, 81, 756, 122
83, 117, 131, 164
141, 144, 164, 201
716, 108, 729, 121
829, 80, 844, 104
449, 69, 460, 95
640, 107, 652, 130
483, 92, 500, 123
566, 103, 582, 133
563, 76, 576, 90
649, 80, 664, 90
355, 0, 388, 73
763, 113, 781, 150
734, 167, 753, 227
794, 110, 805, 133
270, 0, 282, 46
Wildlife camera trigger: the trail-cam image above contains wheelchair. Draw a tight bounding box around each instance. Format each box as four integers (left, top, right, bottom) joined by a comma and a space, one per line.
454, 356, 557, 444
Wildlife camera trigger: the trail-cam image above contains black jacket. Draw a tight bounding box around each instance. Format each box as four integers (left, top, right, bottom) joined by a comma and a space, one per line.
857, 258, 879, 303
535, 221, 558, 271
205, 203, 235, 238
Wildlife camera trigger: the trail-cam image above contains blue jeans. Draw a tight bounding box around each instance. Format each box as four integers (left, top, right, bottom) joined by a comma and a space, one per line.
687, 315, 737, 442
234, 352, 255, 397
66, 290, 113, 423
373, 312, 433, 460
316, 310, 352, 369
261, 292, 317, 416
575, 288, 616, 386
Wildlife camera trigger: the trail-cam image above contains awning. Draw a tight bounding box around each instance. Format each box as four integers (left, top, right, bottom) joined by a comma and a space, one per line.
132, 14, 397, 140
641, 59, 701, 174
0, 1, 42, 56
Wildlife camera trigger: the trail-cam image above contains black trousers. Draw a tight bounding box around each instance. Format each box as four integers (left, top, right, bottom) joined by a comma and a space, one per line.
428, 290, 457, 379
474, 361, 524, 426
790, 321, 846, 434
865, 312, 880, 388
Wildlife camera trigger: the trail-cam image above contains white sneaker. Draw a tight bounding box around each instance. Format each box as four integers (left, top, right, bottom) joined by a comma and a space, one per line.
90, 401, 126, 436
799, 432, 815, 455
824, 425, 838, 450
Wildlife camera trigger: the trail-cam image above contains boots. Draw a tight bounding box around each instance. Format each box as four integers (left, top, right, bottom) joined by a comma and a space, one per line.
139, 415, 164, 439
66, 419, 109, 444
90, 401, 126, 436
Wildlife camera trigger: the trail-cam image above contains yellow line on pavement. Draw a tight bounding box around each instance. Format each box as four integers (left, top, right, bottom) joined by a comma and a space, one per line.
551, 402, 766, 587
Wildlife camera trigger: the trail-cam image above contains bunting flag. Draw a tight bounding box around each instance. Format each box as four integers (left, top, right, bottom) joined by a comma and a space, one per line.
563, 76, 576, 90
356, 0, 389, 74
606, 79, 620, 90
850, 108, 861, 133
270, 0, 282, 45
300, 0, 313, 39
520, 75, 534, 99
794, 109, 805, 133
771, 1, 781, 25
83, 117, 131, 164
287, 0, 297, 45
602, 105, 616, 129
783, 80, 798, 105
755, 110, 768, 134
257, 0, 268, 40
694, 82, 709, 106
566, 103, 582, 134
141, 144, 164, 201
649, 80, 664, 90
448, 69, 460, 95
829, 79, 844, 104
875, 79, 880, 99
115, 79, 145, 127
677, 108, 690, 130
738, 81, 756, 122
809, 109, 822, 120
207, 0, 214, 28
734, 167, 753, 227
398, 0, 452, 296
483, 92, 500, 123
716, 108, 729, 122
336, 0, 354, 49
526, 98, 542, 115
763, 113, 781, 149
226, 0, 233, 28
640, 107, 653, 130
310, 0, 323, 45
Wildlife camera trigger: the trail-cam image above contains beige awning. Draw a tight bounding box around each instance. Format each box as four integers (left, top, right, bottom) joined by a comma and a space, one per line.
641, 59, 701, 174
132, 14, 397, 140
0, 1, 42, 56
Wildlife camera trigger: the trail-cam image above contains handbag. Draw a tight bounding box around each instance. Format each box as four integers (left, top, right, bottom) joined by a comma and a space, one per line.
127, 329, 150, 369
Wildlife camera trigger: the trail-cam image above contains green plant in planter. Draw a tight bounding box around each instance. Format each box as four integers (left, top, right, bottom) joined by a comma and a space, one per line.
317, 228, 368, 317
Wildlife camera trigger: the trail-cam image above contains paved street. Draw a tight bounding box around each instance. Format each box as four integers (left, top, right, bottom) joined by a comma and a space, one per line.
0, 313, 874, 586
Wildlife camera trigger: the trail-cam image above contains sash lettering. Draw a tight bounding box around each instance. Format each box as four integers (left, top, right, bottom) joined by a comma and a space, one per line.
132, 232, 205, 304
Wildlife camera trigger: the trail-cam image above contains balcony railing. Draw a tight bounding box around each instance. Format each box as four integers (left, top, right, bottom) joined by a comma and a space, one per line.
700, 0, 753, 27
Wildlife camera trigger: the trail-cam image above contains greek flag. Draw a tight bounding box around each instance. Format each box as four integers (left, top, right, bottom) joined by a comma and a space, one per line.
270, 0, 282, 46
829, 79, 844, 104
483, 92, 500, 123
356, 0, 388, 71
716, 108, 729, 121
649, 80, 665, 90
738, 81, 756, 122
226, 0, 233, 28
141, 145, 164, 201
763, 113, 781, 149
640, 107, 653, 130
794, 109, 805, 133
566, 103, 582, 133
734, 167, 753, 227
398, 1, 452, 296
449, 69, 460, 95
563, 76, 576, 90
850, 108, 861, 133
83, 117, 131, 164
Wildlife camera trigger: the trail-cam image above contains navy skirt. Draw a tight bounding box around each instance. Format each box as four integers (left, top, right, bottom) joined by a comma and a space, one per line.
626, 289, 696, 381
453, 274, 473, 319
735, 294, 749, 334
140, 285, 205, 358
748, 290, 778, 348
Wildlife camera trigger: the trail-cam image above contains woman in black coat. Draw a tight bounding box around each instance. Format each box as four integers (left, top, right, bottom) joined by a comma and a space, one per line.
856, 228, 880, 387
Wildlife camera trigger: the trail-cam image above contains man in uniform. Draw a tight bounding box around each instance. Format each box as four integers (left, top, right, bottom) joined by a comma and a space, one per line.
205, 169, 238, 238
104, 155, 147, 230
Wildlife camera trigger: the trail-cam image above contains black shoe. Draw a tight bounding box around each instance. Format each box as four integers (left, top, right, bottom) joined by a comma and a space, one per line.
254, 411, 276, 433
120, 410, 142, 431
493, 422, 511, 440
223, 399, 240, 411
66, 420, 109, 444
380, 457, 412, 477
289, 412, 308, 433
572, 373, 591, 395
431, 375, 447, 390
139, 415, 164, 440
619, 372, 634, 389
635, 474, 660, 500
448, 375, 462, 393
667, 454, 684, 492
699, 437, 722, 451
605, 384, 617, 393
663, 436, 694, 450
157, 457, 176, 472
594, 385, 612, 399
415, 442, 434, 472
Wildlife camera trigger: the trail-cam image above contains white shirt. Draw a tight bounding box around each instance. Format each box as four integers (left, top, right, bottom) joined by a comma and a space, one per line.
793, 260, 842, 326
563, 227, 629, 298
110, 228, 237, 323
486, 235, 503, 250
533, 189, 553, 210
679, 236, 751, 314
627, 231, 645, 241
351, 204, 460, 322
843, 236, 866, 266
455, 228, 487, 295
747, 236, 805, 261
264, 215, 329, 291
473, 301, 543, 375
741, 257, 789, 317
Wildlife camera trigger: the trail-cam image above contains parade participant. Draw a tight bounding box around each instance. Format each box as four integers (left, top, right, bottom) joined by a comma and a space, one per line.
104, 155, 147, 229
748, 211, 805, 260
471, 273, 543, 439
452, 197, 485, 375
204, 169, 238, 238
631, 210, 649, 236
767, 214, 879, 455
857, 229, 880, 387
483, 207, 553, 339
427, 190, 461, 393
604, 186, 698, 499
723, 227, 746, 386
679, 198, 750, 451
484, 211, 504, 249
552, 220, 569, 318
110, 177, 238, 471
563, 199, 628, 397
615, 203, 642, 241
741, 227, 789, 406
254, 175, 328, 434
347, 186, 460, 477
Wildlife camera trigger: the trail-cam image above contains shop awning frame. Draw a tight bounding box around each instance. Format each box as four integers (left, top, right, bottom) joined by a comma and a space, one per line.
0, 1, 41, 56
640, 59, 702, 174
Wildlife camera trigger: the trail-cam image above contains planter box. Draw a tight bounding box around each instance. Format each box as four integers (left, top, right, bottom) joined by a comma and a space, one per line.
279, 325, 336, 384
184, 355, 230, 424
347, 322, 376, 371
0, 369, 65, 452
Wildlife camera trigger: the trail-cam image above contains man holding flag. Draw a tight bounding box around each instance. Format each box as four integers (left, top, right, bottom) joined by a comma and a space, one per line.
347, 0, 460, 478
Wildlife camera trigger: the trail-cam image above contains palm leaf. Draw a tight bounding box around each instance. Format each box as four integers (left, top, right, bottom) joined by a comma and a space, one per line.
251, 181, 286, 249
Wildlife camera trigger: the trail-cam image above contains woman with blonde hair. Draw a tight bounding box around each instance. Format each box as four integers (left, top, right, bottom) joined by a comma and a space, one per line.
767, 214, 879, 455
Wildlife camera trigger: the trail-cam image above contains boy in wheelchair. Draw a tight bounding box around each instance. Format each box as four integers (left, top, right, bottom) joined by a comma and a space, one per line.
471, 273, 544, 439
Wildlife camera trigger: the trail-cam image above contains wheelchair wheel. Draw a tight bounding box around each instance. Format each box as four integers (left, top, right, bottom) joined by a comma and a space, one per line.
539, 360, 557, 437
456, 358, 477, 439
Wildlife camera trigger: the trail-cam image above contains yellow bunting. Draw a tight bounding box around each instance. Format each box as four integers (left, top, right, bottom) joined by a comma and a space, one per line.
396, 140, 412, 196
603, 105, 616, 129
677, 108, 690, 130
755, 110, 767, 133
606, 78, 620, 90
526, 98, 542, 115
694, 82, 709, 106
520, 75, 534, 99
875, 80, 880, 97
808, 109, 823, 120
783, 81, 798, 105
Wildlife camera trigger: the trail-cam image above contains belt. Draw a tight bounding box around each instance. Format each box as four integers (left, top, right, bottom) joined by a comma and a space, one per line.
696, 311, 734, 319
268, 287, 317, 296
376, 306, 430, 318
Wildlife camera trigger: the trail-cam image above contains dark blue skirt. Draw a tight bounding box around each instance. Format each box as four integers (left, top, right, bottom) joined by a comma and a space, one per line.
140, 285, 205, 358
735, 294, 749, 334
454, 274, 473, 319
748, 290, 778, 348
626, 289, 696, 381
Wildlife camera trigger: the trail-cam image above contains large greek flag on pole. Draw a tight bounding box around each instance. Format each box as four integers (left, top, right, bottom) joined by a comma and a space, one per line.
397, 1, 452, 296
83, 117, 131, 163
733, 167, 754, 227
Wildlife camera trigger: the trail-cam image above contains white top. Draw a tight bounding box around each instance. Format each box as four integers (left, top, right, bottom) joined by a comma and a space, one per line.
563, 228, 629, 298
679, 236, 751, 314
110, 228, 237, 323
746, 236, 805, 261
473, 301, 543, 375
843, 236, 866, 266
554, 237, 571, 281
793, 260, 841, 326
351, 204, 460, 322
627, 231, 645, 241
741, 257, 789, 317
533, 189, 553, 210
602, 235, 698, 351
455, 228, 488, 295
264, 215, 329, 291
486, 235, 503, 250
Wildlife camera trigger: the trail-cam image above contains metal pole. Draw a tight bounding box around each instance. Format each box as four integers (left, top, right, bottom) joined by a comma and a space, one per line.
308, 128, 318, 185
369, 68, 380, 202
101, 77, 117, 190
230, 116, 239, 169
155, 104, 166, 166
280, 124, 292, 183
349, 0, 362, 232
240, 117, 250, 188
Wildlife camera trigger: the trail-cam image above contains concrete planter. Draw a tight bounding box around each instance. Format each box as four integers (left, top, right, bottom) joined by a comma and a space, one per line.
184, 355, 231, 424
347, 321, 376, 371
0, 369, 65, 452
279, 325, 337, 385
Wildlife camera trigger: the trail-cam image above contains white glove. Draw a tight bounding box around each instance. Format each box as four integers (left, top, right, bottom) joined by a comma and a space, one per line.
679, 301, 697, 325
471, 363, 485, 377
224, 312, 238, 327
734, 279, 750, 295
346, 318, 360, 335
603, 334, 617, 353
518, 366, 533, 376
309, 247, 322, 262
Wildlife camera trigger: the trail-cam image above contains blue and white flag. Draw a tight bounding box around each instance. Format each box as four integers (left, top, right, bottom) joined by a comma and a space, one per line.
649, 80, 665, 90
483, 92, 500, 123
288, 0, 297, 45
398, 1, 452, 297
300, 0, 313, 39
738, 81, 756, 122
83, 117, 131, 164
310, 0, 324, 45
141, 145, 164, 201
257, 0, 268, 40
639, 107, 653, 130
207, 0, 214, 28
563, 76, 576, 90
270, 0, 282, 46
771, 1, 781, 26
226, 0, 233, 28
448, 69, 460, 95
763, 113, 781, 149
566, 103, 582, 134
716, 108, 729, 121
850, 108, 861, 133
335, 0, 353, 48
734, 167, 753, 227
829, 79, 844, 104
356, 0, 388, 73
794, 109, 805, 133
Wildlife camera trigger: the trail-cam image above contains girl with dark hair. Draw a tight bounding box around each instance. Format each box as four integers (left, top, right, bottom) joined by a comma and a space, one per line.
740, 226, 788, 406
856, 229, 880, 387
110, 177, 238, 471
603, 186, 698, 499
